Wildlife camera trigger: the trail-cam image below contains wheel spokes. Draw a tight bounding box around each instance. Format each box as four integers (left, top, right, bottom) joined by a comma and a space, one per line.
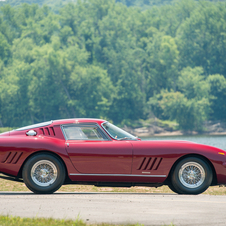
31, 160, 57, 187
179, 162, 205, 189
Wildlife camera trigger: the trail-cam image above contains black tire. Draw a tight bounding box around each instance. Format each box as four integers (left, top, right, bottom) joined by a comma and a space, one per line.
171, 157, 212, 195
168, 182, 182, 194
22, 153, 66, 194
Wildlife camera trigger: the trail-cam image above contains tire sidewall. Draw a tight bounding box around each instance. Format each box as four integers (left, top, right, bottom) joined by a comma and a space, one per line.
171, 157, 212, 195
22, 153, 65, 194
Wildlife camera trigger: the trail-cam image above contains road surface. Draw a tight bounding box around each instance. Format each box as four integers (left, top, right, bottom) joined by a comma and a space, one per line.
0, 192, 226, 225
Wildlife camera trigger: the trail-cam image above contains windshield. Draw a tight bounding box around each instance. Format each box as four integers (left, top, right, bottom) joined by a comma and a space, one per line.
102, 122, 137, 140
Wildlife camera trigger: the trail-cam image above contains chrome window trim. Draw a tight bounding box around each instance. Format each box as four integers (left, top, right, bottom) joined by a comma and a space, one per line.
16, 121, 53, 131
61, 123, 110, 141
101, 122, 114, 140
69, 173, 166, 178
101, 121, 136, 140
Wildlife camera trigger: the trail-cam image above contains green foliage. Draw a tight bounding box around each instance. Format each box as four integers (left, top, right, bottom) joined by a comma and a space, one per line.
145, 34, 179, 96
0, 0, 226, 129
158, 90, 209, 131
0, 33, 11, 63
177, 1, 226, 76
178, 67, 209, 100
149, 67, 210, 131
207, 74, 226, 121
68, 65, 114, 118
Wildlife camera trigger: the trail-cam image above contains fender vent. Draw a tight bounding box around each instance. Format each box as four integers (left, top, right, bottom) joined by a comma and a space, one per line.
137, 157, 162, 171
1, 152, 23, 164
39, 127, 55, 136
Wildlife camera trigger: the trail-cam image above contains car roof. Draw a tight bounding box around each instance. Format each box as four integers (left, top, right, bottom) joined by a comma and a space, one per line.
52, 118, 106, 126
16, 118, 106, 131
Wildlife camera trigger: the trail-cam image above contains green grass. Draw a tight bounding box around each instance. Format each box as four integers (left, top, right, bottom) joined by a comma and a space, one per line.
0, 175, 226, 195
0, 127, 13, 133
0, 216, 174, 226
0, 215, 98, 226
0, 215, 85, 226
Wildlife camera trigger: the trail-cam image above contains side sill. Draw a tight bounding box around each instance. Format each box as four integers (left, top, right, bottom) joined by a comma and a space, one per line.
69, 173, 166, 178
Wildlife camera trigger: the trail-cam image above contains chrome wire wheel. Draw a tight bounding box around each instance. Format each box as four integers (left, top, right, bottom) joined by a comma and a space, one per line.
178, 161, 205, 189
23, 154, 65, 194
31, 160, 58, 187
171, 157, 212, 194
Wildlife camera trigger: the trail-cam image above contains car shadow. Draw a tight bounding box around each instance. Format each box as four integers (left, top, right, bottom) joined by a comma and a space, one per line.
0, 192, 176, 196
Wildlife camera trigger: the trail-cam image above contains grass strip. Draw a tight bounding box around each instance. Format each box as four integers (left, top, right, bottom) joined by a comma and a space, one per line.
0, 216, 175, 226
0, 215, 84, 226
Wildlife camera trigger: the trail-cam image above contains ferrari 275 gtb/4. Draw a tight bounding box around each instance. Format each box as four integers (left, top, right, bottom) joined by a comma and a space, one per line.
0, 118, 226, 194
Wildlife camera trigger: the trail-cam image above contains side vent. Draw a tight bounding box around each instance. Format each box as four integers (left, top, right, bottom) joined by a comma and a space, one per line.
39, 128, 44, 135
137, 157, 162, 171
1, 152, 23, 164
39, 127, 55, 136
49, 127, 55, 136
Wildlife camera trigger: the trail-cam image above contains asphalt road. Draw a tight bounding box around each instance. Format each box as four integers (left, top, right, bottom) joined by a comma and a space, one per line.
0, 192, 226, 226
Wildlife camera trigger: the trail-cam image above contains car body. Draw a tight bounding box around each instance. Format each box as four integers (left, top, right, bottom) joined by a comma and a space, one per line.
0, 118, 226, 194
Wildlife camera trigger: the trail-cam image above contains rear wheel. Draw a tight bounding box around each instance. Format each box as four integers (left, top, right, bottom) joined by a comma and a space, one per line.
22, 153, 65, 194
171, 157, 212, 194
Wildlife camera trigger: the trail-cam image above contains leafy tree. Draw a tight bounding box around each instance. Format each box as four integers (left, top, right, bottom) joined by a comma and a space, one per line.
68, 65, 114, 118
149, 67, 210, 131
27, 42, 73, 122
1, 0, 226, 128
207, 74, 226, 121
0, 65, 20, 127
178, 67, 209, 99
0, 32, 11, 64
145, 34, 179, 97
158, 90, 209, 131
0, 5, 21, 43
177, 1, 226, 76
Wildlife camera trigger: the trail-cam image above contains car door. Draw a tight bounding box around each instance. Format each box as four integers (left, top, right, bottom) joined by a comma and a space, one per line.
130, 140, 170, 183
62, 124, 133, 174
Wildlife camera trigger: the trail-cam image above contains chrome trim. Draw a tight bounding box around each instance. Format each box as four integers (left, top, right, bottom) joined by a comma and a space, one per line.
179, 161, 205, 189
69, 173, 166, 178
101, 121, 115, 140
31, 160, 58, 187
26, 130, 37, 136
16, 121, 53, 131
101, 121, 137, 140
61, 123, 110, 141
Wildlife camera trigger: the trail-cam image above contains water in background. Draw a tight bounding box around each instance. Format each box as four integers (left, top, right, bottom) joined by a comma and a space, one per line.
143, 135, 226, 151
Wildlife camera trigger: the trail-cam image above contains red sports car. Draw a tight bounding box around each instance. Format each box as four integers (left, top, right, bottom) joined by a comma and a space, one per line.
0, 118, 226, 194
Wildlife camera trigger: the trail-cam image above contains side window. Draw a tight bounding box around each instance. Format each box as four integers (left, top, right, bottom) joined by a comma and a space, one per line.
63, 125, 105, 140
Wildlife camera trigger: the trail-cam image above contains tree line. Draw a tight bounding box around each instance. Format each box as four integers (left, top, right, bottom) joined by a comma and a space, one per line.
0, 0, 226, 130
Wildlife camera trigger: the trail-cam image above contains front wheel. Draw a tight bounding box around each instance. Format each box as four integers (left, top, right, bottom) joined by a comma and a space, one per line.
22, 153, 66, 194
171, 157, 212, 194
